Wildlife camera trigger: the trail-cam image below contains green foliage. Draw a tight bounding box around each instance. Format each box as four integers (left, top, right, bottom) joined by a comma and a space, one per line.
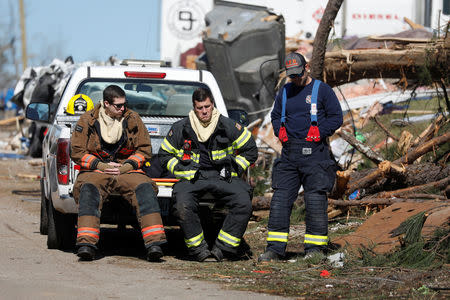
349, 213, 448, 270
391, 242, 438, 269
250, 165, 271, 196
290, 203, 305, 224
392, 212, 426, 244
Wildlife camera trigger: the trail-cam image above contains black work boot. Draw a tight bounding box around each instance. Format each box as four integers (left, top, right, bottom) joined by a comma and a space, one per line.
77, 245, 95, 261
210, 245, 224, 262
194, 248, 211, 262
147, 245, 164, 262
258, 250, 281, 262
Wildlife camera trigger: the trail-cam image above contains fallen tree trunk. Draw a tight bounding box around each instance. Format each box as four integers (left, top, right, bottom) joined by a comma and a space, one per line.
252, 196, 271, 210
322, 37, 450, 87
374, 177, 450, 198
397, 132, 450, 165
346, 133, 450, 195
329, 197, 446, 206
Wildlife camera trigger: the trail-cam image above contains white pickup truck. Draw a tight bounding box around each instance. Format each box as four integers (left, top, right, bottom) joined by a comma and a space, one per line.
26, 60, 243, 250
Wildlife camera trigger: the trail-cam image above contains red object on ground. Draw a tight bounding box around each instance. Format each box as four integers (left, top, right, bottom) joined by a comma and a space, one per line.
252, 270, 272, 274
320, 270, 331, 277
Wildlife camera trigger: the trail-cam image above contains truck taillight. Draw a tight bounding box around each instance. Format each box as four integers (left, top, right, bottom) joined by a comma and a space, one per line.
57, 138, 70, 185
124, 71, 166, 78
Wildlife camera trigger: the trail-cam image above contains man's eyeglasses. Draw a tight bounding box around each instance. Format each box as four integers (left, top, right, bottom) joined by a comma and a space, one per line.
288, 73, 303, 79
111, 102, 127, 109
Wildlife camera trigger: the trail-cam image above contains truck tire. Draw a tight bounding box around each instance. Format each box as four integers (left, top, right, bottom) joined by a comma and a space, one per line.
47, 200, 76, 250
40, 178, 48, 235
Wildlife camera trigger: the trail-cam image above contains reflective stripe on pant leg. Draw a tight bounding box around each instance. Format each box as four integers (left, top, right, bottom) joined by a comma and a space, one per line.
185, 231, 205, 248
172, 181, 204, 248
267, 231, 288, 243
302, 155, 334, 252
217, 229, 241, 248
77, 183, 101, 246
304, 234, 328, 245
77, 215, 100, 245
215, 178, 252, 254
266, 157, 301, 256
140, 213, 166, 247
303, 193, 329, 252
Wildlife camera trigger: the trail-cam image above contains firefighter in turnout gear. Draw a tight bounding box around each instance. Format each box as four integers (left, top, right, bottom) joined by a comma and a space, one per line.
159, 88, 257, 262
71, 85, 166, 261
258, 52, 343, 262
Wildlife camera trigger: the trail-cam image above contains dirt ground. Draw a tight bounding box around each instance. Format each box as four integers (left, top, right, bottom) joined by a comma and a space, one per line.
1, 157, 449, 299
0, 156, 290, 300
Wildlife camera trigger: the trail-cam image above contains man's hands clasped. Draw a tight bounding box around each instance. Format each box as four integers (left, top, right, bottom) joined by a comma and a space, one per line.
97, 162, 133, 175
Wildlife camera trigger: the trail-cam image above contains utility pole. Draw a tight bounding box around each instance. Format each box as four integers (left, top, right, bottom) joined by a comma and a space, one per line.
19, 0, 27, 71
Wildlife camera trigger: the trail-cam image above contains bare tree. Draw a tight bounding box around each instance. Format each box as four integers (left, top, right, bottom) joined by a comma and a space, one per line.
310, 0, 344, 80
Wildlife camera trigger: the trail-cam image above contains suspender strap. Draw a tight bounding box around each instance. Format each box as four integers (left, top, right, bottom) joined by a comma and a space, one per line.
310, 79, 321, 125
281, 87, 287, 124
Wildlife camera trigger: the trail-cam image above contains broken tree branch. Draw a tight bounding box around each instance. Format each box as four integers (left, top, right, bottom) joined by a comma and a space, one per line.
397, 132, 450, 165
411, 114, 445, 147
346, 132, 450, 195
336, 129, 385, 164
372, 115, 399, 141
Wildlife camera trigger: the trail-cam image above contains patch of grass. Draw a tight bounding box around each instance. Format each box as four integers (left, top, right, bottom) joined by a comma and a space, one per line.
354, 96, 448, 170
290, 203, 305, 225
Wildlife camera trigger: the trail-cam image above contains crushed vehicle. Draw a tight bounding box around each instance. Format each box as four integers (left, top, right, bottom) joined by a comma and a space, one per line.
26, 60, 245, 250
197, 1, 285, 122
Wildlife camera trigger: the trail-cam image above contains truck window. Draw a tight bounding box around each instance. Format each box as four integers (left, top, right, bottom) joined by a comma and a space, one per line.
76, 80, 208, 117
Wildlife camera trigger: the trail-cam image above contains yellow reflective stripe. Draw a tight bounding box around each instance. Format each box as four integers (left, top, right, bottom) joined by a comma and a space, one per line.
161, 139, 184, 159
235, 155, 250, 170
185, 232, 204, 248
233, 128, 251, 149
161, 138, 177, 154
191, 153, 200, 163
231, 172, 238, 177
173, 170, 197, 180
218, 230, 240, 247
167, 157, 178, 173
211, 149, 227, 160
304, 234, 328, 245
267, 231, 289, 242
224, 146, 233, 155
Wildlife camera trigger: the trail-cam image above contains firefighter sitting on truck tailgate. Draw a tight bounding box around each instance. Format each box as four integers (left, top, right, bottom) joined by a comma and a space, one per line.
71, 85, 166, 262
159, 87, 257, 262
258, 52, 343, 262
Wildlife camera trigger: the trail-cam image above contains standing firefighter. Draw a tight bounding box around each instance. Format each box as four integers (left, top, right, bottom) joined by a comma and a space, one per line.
71, 85, 166, 261
159, 88, 257, 262
258, 53, 343, 262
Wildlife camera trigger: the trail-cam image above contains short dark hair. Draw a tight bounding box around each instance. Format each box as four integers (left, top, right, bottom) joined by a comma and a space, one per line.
103, 85, 125, 103
192, 87, 214, 106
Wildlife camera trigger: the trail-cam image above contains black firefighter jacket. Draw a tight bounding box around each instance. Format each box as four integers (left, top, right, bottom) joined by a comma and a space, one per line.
158, 115, 257, 181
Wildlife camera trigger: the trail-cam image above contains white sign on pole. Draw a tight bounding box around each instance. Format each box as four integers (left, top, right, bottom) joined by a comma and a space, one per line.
160, 0, 213, 66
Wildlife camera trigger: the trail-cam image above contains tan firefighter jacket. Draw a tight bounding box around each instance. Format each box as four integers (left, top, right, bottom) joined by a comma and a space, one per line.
71, 104, 151, 171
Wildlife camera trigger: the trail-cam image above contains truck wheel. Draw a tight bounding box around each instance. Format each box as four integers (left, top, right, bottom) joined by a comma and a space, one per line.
47, 200, 76, 250
39, 178, 48, 235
